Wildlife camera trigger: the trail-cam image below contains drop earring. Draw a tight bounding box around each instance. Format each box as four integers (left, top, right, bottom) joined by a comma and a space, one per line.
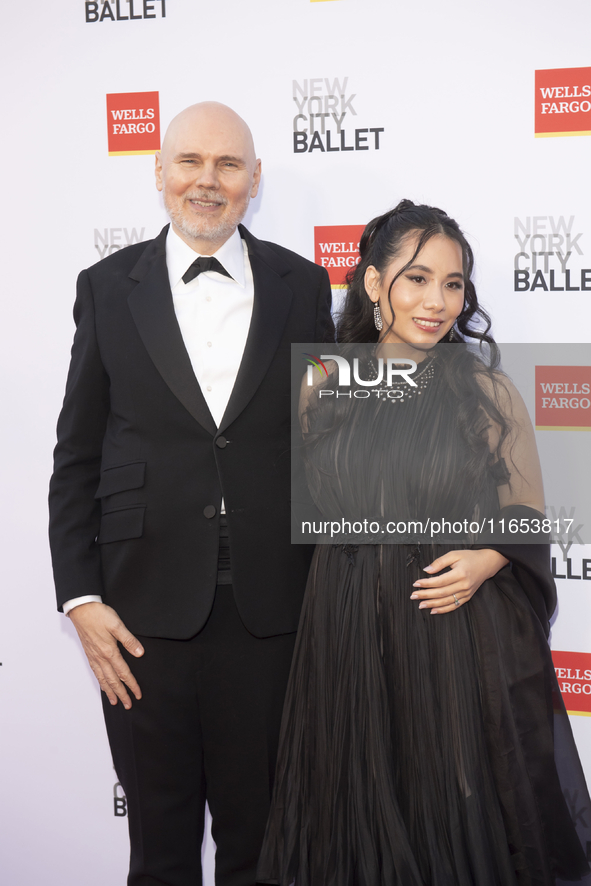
374, 303, 383, 331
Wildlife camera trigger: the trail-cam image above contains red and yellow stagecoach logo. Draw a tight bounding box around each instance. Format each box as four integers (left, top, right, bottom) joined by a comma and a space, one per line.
535, 67, 591, 138
106, 91, 160, 156
535, 366, 591, 430
552, 650, 591, 716
314, 224, 365, 288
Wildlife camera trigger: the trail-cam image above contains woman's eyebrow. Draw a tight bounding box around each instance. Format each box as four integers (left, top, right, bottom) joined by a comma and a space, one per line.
405, 263, 464, 279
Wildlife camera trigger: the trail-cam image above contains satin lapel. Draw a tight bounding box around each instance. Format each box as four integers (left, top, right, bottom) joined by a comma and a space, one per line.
127, 228, 217, 436
219, 228, 293, 432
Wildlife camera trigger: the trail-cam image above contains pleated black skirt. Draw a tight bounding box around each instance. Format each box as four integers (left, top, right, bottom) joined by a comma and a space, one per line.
257, 543, 591, 886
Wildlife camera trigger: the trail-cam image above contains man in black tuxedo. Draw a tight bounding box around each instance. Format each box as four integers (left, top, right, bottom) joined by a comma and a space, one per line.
49, 102, 333, 886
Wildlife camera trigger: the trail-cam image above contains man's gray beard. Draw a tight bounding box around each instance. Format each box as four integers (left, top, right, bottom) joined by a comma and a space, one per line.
164, 192, 250, 244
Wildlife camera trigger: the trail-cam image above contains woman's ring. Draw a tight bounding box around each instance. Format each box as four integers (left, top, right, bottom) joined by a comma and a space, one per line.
453, 594, 460, 607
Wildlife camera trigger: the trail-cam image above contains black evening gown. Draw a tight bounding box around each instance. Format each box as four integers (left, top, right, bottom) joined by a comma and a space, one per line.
258, 354, 591, 886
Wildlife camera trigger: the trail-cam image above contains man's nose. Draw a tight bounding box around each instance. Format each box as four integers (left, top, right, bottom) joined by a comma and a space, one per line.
194, 161, 219, 188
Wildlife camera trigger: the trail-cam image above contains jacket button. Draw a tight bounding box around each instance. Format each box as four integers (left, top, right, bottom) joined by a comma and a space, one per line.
216, 435, 228, 449
203, 505, 217, 519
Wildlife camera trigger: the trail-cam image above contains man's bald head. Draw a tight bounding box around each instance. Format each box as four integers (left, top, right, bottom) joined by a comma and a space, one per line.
161, 102, 257, 168
156, 102, 261, 254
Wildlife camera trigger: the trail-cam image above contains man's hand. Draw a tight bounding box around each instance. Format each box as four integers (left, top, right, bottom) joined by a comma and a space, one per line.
409, 549, 509, 615
68, 602, 144, 709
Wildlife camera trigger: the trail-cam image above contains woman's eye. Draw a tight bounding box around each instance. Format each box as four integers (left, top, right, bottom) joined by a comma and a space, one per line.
407, 275, 425, 284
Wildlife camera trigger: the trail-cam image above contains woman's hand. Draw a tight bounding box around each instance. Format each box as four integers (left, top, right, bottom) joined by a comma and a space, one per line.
410, 549, 509, 614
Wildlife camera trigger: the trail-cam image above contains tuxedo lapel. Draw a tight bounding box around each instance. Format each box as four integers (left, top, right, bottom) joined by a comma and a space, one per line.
219, 226, 294, 432
127, 226, 217, 436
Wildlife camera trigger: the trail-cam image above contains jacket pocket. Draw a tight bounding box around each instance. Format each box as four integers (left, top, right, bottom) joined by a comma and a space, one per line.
94, 462, 146, 499
98, 505, 146, 544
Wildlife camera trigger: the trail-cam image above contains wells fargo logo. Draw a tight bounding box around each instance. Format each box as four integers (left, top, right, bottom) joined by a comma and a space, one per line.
552, 650, 591, 716
314, 224, 365, 287
535, 366, 591, 430
106, 92, 160, 156
535, 67, 591, 138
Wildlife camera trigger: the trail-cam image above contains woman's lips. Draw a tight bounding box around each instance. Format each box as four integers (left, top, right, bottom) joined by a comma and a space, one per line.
412, 317, 444, 332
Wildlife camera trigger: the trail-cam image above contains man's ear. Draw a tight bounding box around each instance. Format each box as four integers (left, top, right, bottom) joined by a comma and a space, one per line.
155, 152, 163, 192
251, 159, 262, 198
364, 265, 380, 302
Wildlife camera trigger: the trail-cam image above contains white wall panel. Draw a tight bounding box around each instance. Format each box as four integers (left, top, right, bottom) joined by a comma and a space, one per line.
1, 0, 589, 881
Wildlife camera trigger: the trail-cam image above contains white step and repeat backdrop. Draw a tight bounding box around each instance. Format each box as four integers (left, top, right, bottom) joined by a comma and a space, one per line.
1, 0, 590, 882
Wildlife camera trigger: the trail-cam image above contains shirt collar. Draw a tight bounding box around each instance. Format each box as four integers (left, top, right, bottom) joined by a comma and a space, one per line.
166, 226, 246, 289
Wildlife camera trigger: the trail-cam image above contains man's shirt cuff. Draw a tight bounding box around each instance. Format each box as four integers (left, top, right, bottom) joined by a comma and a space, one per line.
63, 595, 103, 615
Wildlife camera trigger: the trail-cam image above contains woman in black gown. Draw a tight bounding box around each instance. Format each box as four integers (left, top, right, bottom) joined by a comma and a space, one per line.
258, 201, 591, 885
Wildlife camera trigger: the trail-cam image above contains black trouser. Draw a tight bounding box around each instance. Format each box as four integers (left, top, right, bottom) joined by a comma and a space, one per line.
102, 585, 296, 886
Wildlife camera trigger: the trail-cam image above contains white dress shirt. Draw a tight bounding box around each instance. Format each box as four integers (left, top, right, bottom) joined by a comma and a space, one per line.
63, 226, 255, 615
167, 226, 254, 426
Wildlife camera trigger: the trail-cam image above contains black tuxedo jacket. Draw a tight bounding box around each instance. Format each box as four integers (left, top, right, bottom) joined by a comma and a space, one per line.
49, 224, 333, 639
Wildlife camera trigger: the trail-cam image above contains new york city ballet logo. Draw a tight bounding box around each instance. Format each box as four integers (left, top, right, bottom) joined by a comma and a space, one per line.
513, 214, 590, 293
314, 225, 365, 287
94, 227, 146, 259
551, 545, 591, 582
114, 781, 127, 816
535, 67, 591, 138
535, 366, 591, 430
292, 77, 384, 154
85, 0, 166, 22
106, 92, 160, 156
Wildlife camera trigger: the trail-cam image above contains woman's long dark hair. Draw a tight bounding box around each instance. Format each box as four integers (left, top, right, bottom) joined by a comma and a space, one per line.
318, 200, 513, 480
336, 198, 494, 351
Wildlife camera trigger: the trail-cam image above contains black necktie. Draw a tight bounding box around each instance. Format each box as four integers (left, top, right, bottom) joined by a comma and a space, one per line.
182, 256, 233, 284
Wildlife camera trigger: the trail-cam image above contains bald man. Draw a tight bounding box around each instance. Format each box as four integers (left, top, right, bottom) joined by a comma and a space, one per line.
49, 102, 333, 886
